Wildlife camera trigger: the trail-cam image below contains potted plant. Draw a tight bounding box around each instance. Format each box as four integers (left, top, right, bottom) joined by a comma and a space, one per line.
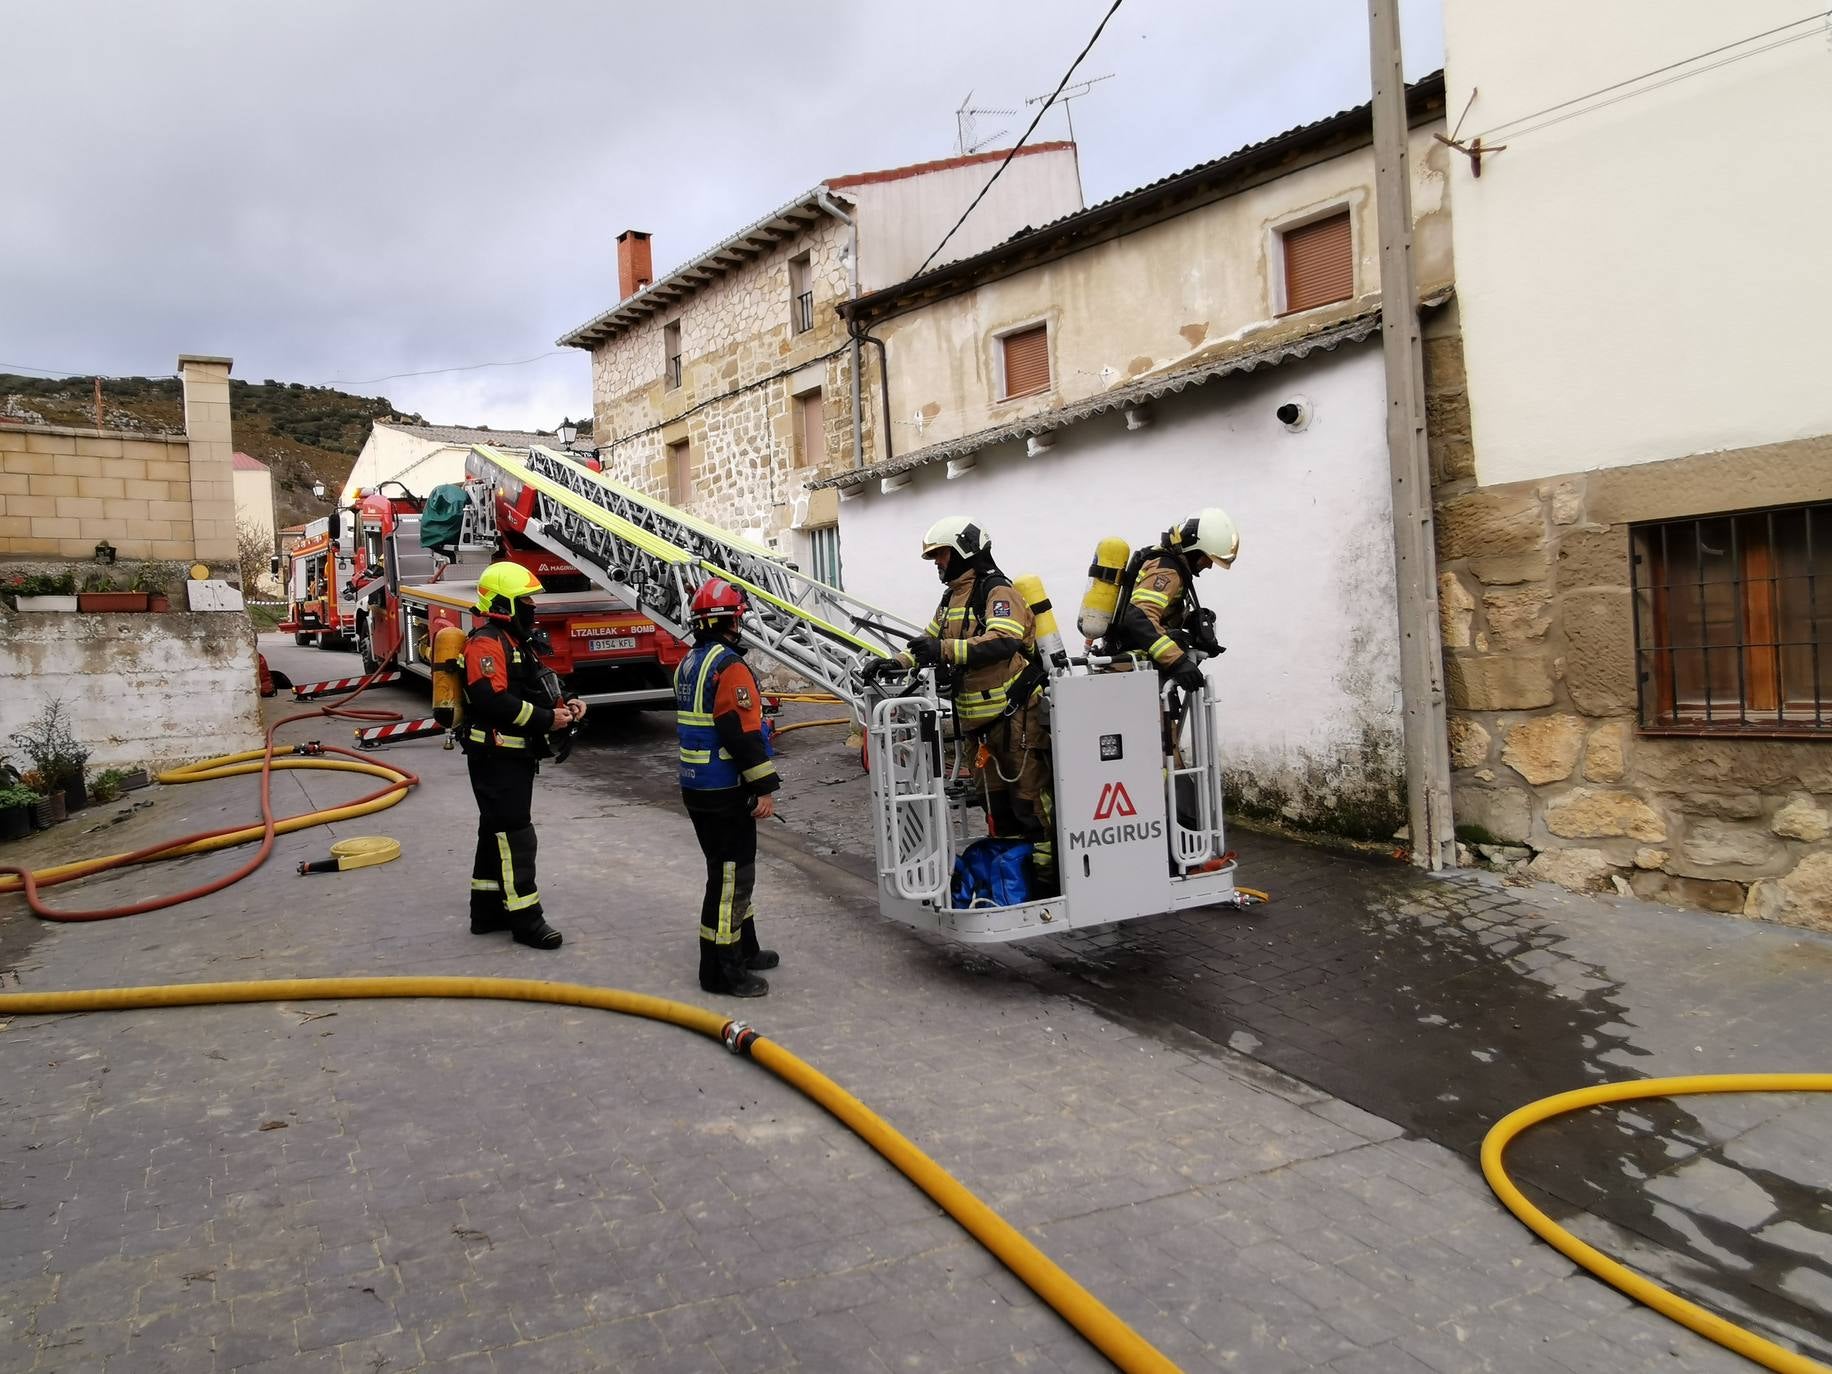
130, 563, 172, 612
90, 768, 126, 804
4, 569, 78, 612
0, 784, 35, 842
21, 774, 64, 829
10, 701, 89, 815
78, 569, 150, 613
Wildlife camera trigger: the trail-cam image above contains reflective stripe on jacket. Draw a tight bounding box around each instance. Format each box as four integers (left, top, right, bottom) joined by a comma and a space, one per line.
462, 622, 553, 754
925, 569, 1037, 728
1118, 554, 1190, 668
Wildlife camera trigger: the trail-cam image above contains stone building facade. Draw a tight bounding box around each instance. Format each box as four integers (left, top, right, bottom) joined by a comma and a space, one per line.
558, 146, 1083, 568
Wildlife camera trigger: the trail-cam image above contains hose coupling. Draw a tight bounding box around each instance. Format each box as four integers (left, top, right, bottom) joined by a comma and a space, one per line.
299, 740, 326, 756
721, 1020, 759, 1057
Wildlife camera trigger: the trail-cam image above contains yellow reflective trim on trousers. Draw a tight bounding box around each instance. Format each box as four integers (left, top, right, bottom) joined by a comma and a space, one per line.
701, 861, 740, 945
467, 728, 528, 748
470, 879, 500, 892
741, 761, 777, 783
679, 748, 713, 764
1148, 636, 1179, 663
496, 832, 540, 912
1131, 588, 1172, 610
512, 700, 535, 728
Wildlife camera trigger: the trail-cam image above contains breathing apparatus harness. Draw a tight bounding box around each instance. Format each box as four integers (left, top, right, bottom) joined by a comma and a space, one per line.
479, 593, 576, 763
1101, 540, 1222, 665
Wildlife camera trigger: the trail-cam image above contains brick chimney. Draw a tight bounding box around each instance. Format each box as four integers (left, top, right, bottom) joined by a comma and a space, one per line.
617, 230, 653, 299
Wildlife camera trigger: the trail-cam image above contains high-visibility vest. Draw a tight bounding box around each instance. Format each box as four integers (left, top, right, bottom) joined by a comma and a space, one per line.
674, 641, 773, 792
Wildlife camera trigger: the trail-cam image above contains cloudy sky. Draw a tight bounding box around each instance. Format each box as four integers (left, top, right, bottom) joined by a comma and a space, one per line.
3, 1, 1442, 430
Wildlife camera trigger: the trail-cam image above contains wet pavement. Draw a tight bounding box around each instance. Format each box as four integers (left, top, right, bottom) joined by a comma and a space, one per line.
0, 634, 1825, 1371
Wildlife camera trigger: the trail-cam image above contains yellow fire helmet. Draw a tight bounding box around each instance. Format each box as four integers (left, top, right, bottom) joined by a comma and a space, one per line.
474, 560, 544, 614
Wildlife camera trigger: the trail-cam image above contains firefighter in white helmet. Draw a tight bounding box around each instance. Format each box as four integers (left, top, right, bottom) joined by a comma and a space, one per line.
864, 516, 1055, 894
1105, 507, 1240, 691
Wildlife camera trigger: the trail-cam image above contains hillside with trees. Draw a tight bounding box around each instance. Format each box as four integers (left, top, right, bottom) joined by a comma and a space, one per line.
0, 374, 425, 531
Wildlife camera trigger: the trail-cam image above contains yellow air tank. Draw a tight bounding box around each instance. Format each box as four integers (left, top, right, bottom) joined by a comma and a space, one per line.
1014, 573, 1071, 675
431, 625, 468, 729
1077, 537, 1130, 641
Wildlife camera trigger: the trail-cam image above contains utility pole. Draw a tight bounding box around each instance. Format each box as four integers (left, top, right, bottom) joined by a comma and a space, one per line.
93, 376, 103, 430
1368, 0, 1456, 871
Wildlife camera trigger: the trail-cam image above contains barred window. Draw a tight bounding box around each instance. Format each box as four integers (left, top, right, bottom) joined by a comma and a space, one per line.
1632, 502, 1832, 734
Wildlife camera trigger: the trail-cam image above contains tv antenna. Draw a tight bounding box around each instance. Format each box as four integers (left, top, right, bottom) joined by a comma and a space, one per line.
955, 90, 1022, 156
1025, 72, 1114, 144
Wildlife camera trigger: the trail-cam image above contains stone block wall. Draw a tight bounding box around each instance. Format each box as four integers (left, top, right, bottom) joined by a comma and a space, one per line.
590, 220, 880, 546
0, 354, 238, 564
1433, 431, 1832, 932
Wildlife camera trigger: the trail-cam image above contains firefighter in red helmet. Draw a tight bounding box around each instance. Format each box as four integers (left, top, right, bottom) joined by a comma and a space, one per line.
676, 578, 780, 997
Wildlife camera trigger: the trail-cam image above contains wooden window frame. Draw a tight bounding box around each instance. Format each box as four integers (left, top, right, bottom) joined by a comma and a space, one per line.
1631, 500, 1832, 737
663, 320, 682, 391
996, 321, 1052, 402
1276, 206, 1354, 316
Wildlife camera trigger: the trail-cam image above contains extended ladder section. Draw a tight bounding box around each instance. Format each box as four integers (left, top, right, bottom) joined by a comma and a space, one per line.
463, 445, 922, 709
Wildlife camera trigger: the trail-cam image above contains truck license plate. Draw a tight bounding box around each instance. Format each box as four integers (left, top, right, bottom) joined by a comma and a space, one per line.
590, 636, 637, 652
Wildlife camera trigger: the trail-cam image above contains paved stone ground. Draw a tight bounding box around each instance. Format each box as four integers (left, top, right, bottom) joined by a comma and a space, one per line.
0, 635, 1823, 1372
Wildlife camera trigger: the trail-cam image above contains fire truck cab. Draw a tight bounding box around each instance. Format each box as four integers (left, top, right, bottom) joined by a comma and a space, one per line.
277, 516, 356, 649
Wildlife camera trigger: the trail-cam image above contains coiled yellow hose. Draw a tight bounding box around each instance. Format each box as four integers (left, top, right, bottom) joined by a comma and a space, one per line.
1483, 1074, 1832, 1374
0, 977, 1179, 1374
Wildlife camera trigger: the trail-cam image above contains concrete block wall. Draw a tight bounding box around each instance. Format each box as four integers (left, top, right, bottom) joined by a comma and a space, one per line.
0, 354, 238, 565
0, 611, 264, 770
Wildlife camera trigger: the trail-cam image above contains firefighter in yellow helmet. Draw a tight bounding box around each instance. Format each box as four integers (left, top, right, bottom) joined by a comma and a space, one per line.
1106, 507, 1240, 691
865, 516, 1055, 894
461, 560, 583, 949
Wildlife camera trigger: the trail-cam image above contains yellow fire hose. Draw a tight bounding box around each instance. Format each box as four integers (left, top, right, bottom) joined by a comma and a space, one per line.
1483, 1074, 1832, 1374
771, 716, 852, 738
0, 750, 415, 896
0, 976, 1179, 1374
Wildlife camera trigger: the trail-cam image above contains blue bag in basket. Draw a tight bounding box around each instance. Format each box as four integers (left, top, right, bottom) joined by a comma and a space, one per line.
950, 837, 1035, 908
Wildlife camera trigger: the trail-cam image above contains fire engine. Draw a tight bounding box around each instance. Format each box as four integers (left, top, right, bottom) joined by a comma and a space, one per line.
456, 443, 1252, 943
276, 516, 357, 649
344, 476, 688, 708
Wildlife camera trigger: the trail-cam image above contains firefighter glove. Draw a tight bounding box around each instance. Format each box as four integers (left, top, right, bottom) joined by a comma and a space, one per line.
861, 657, 896, 683
1170, 656, 1207, 692
906, 635, 943, 667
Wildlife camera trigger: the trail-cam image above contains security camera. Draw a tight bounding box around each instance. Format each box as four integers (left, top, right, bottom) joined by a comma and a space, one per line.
1276, 396, 1312, 432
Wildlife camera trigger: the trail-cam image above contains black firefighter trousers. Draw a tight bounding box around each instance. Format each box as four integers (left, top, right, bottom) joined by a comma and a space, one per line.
687, 800, 765, 987
467, 750, 544, 929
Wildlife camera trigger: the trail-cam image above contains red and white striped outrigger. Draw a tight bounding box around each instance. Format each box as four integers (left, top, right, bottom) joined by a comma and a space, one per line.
353, 717, 446, 749
291, 669, 403, 701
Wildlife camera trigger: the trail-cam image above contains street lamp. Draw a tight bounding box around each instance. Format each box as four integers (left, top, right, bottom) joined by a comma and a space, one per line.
556, 418, 579, 448
311, 480, 328, 500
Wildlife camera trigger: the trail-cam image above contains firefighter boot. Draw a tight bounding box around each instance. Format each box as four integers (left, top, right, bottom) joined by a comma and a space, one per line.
512, 916, 563, 950
701, 944, 769, 998
739, 918, 779, 972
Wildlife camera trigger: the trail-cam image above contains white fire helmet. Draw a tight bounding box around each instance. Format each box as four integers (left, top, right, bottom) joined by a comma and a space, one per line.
1168, 507, 1240, 568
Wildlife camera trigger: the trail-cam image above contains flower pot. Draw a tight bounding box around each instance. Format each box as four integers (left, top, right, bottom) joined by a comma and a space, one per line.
63, 776, 88, 812
0, 804, 31, 842
147, 593, 171, 612
16, 595, 78, 612
78, 591, 151, 612
33, 793, 66, 828
117, 767, 152, 792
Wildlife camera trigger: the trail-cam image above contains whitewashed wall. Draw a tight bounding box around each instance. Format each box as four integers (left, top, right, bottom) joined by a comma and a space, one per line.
1444, 0, 1832, 486
838, 343, 1407, 835
0, 613, 265, 771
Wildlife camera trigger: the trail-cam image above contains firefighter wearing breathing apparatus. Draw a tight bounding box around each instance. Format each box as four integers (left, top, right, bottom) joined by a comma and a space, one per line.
677, 579, 782, 999
1105, 507, 1240, 691
461, 560, 583, 951
865, 517, 1056, 893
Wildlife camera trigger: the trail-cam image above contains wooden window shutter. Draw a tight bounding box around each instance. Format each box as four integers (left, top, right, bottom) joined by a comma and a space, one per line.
1282, 210, 1353, 313
1001, 324, 1051, 399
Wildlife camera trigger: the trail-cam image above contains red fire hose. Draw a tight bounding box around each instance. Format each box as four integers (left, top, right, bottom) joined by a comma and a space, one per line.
0, 670, 419, 922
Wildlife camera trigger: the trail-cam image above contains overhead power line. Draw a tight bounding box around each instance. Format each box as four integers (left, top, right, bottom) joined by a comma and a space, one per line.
1469, 8, 1830, 143
911, 0, 1126, 280
1, 349, 575, 390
